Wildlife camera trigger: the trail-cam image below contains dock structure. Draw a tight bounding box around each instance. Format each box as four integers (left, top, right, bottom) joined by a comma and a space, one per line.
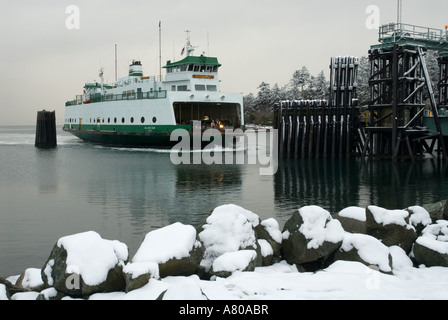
274, 23, 448, 161
363, 23, 448, 161
35, 110, 57, 148
274, 56, 362, 159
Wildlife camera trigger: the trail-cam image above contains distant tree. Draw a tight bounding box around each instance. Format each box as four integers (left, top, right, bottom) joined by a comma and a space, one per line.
289, 66, 311, 99
306, 71, 328, 100
256, 82, 272, 111
356, 56, 371, 106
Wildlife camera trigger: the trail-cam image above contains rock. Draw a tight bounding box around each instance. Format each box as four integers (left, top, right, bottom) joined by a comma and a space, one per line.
333, 206, 367, 234
123, 262, 159, 292
0, 276, 30, 297
131, 222, 204, 280
255, 218, 283, 262
423, 201, 446, 222
333, 233, 392, 273
442, 200, 448, 220
258, 239, 274, 266
281, 206, 344, 271
210, 250, 258, 278
412, 220, 448, 267
366, 206, 417, 254
41, 231, 128, 298
198, 204, 262, 279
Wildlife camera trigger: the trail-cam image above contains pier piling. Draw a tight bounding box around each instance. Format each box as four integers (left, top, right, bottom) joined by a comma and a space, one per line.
35, 110, 57, 148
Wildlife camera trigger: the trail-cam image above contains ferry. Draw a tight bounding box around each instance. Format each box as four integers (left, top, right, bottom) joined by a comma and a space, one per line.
63, 36, 244, 147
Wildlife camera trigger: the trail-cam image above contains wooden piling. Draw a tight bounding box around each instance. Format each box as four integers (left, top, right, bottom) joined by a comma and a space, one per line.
35, 110, 57, 148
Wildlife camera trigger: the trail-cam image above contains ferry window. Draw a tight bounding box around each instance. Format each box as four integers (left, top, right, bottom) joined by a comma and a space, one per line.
114, 117, 117, 124
194, 65, 200, 72
152, 117, 157, 123
141, 117, 145, 123
207, 85, 217, 92
130, 117, 134, 123
167, 67, 172, 73
188, 65, 194, 71
195, 84, 206, 91
180, 65, 187, 72
177, 85, 188, 91
200, 65, 206, 72
171, 85, 176, 91
108, 117, 110, 123
121, 117, 125, 124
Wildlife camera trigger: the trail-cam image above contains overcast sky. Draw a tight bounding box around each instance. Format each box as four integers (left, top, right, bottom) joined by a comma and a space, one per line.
1, 0, 447, 125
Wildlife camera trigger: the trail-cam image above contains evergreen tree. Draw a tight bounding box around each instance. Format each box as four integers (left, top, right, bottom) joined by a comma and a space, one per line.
289, 66, 310, 99
356, 56, 371, 106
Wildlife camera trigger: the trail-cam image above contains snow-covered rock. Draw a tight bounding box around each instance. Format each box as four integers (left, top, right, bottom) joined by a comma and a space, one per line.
333, 206, 366, 234
412, 220, 448, 267
211, 250, 258, 278
255, 218, 282, 263
334, 232, 392, 273
198, 204, 261, 278
407, 206, 432, 235
15, 268, 44, 292
366, 205, 417, 253
281, 206, 344, 270
130, 222, 203, 280
41, 231, 129, 298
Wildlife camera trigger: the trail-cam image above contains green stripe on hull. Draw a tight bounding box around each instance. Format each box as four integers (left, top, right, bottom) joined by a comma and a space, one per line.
63, 124, 191, 147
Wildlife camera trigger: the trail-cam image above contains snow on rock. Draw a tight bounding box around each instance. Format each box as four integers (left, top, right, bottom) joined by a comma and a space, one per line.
335, 232, 392, 273
255, 218, 282, 264
129, 222, 203, 282
407, 206, 432, 234
366, 205, 417, 253
413, 220, 448, 267
132, 222, 200, 264
41, 231, 128, 297
367, 205, 410, 227
15, 268, 44, 291
333, 206, 367, 234
282, 206, 344, 270
198, 204, 260, 277
211, 250, 258, 278
389, 245, 413, 271
339, 206, 366, 221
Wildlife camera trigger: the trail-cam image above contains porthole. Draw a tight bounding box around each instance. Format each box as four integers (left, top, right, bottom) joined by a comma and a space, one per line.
122, 117, 125, 124
130, 117, 134, 123
141, 117, 145, 124
114, 117, 117, 124
152, 117, 157, 123
108, 117, 110, 123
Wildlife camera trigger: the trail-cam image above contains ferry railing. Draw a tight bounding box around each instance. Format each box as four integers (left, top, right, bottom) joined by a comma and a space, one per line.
65, 90, 167, 106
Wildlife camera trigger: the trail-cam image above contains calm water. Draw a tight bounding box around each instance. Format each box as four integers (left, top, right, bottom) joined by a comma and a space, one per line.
1, 126, 448, 277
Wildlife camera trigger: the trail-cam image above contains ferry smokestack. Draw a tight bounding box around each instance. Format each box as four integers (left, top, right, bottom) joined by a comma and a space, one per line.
129, 60, 143, 77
